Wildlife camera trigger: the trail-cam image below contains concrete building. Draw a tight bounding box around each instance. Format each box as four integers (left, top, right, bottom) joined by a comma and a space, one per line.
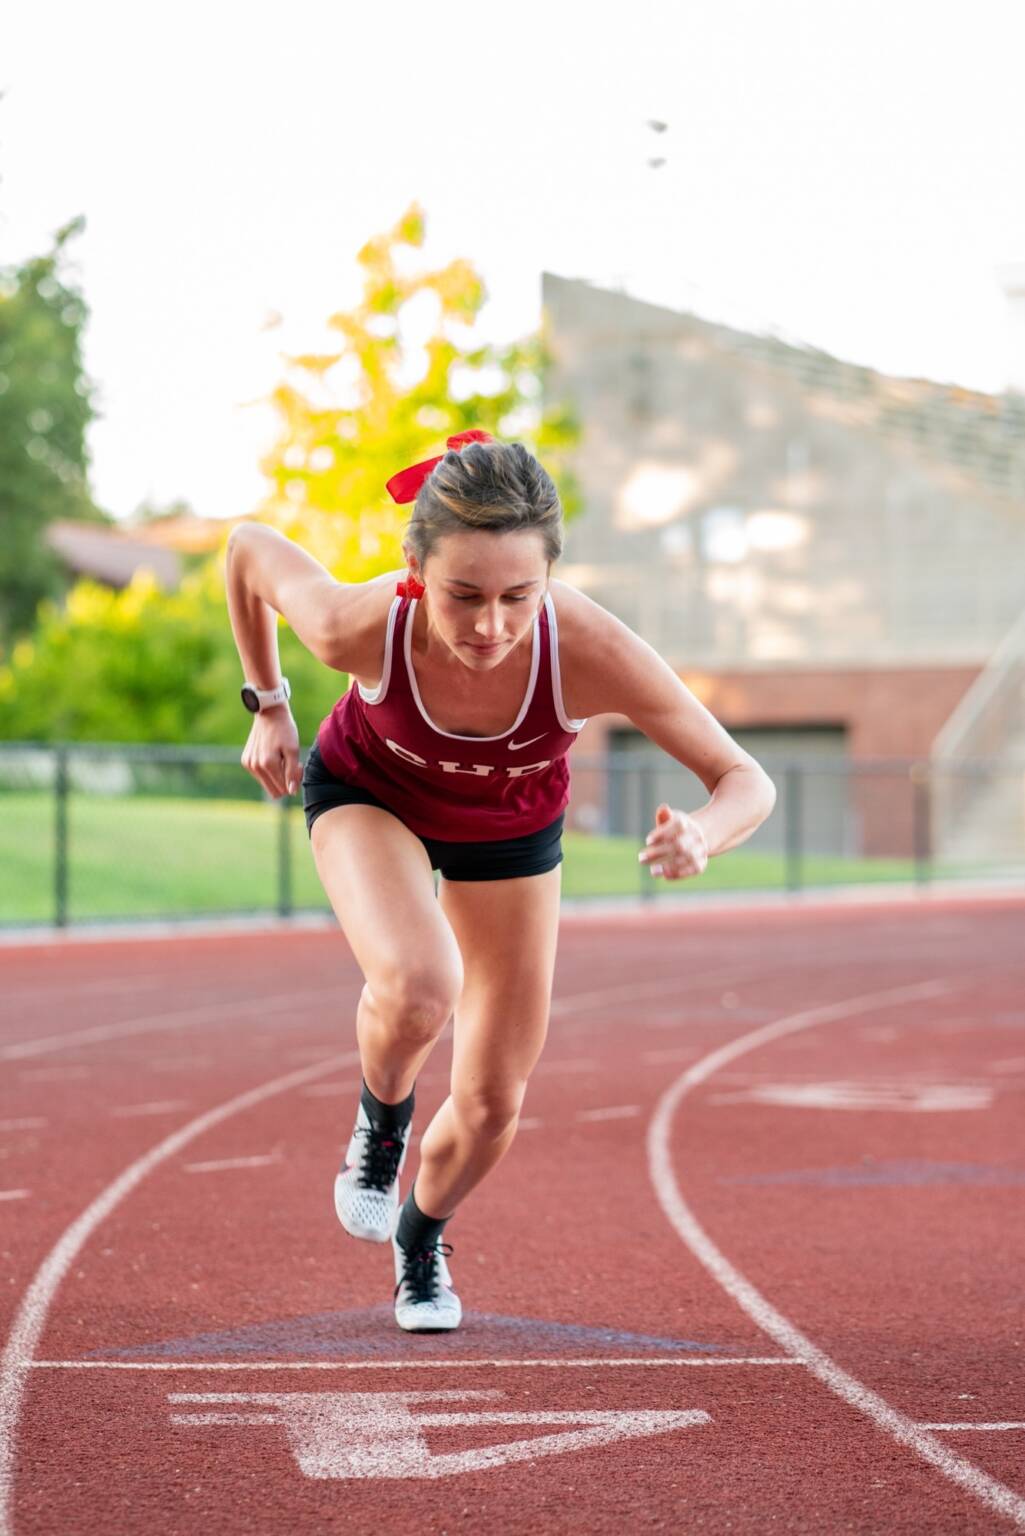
543, 273, 1025, 858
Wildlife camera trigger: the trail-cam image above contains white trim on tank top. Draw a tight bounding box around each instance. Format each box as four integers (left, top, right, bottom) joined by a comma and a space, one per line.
544, 593, 588, 733
357, 592, 589, 737
355, 594, 402, 705
402, 595, 541, 740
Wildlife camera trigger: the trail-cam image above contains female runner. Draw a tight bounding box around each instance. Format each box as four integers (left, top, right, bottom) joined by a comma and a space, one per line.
226, 429, 776, 1333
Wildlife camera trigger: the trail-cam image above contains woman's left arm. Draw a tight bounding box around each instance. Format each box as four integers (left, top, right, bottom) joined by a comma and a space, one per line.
568, 598, 777, 880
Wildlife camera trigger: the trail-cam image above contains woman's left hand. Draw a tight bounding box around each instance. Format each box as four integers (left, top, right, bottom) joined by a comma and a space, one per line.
638, 802, 709, 880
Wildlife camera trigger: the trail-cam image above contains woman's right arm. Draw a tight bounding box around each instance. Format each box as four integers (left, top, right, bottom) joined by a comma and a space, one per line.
225, 523, 349, 674
225, 524, 353, 800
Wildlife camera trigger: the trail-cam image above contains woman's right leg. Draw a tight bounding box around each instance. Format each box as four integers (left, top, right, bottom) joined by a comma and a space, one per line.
309, 805, 464, 1101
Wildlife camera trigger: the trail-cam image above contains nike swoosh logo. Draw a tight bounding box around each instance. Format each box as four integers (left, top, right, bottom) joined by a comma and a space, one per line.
509, 733, 548, 751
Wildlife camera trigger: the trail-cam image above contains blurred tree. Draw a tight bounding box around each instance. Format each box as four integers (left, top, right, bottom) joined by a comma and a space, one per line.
1, 201, 583, 746
251, 199, 583, 577
0, 215, 110, 656
0, 563, 340, 747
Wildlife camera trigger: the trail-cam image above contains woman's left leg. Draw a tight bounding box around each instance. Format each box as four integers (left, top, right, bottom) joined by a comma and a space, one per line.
413, 862, 562, 1218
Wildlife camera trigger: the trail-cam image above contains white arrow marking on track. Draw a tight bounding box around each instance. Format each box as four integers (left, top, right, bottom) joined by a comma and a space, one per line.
169, 1389, 709, 1478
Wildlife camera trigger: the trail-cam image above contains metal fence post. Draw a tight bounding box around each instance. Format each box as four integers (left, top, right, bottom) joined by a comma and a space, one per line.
278, 796, 293, 918
784, 764, 802, 892
911, 761, 932, 886
639, 757, 655, 902
54, 744, 69, 928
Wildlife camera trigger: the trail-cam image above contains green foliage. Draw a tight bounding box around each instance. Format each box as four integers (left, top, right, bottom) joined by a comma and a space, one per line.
5, 200, 582, 746
0, 216, 110, 655
0, 558, 343, 748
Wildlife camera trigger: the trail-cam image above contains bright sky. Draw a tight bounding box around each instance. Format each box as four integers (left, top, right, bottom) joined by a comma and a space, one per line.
4, 0, 1024, 523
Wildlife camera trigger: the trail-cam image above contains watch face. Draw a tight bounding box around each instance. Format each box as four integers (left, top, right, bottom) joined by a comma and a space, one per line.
241, 686, 260, 713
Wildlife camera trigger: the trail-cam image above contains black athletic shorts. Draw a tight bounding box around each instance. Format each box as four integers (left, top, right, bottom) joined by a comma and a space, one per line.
301, 739, 564, 882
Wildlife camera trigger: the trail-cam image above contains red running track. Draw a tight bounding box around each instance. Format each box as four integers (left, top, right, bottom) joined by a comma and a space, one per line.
1, 894, 1024, 1534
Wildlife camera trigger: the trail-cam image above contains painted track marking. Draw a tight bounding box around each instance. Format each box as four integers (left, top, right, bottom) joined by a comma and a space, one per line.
184, 1154, 282, 1174
706, 1081, 995, 1111
648, 975, 1025, 1533
0, 1047, 361, 1536
0, 964, 807, 1527
577, 1104, 640, 1121
921, 1423, 1025, 1432
1, 946, 880, 1064
30, 1356, 798, 1372
0, 1193, 29, 1204
18, 1066, 88, 1082
110, 1100, 190, 1119
2, 965, 746, 1063
168, 1389, 709, 1478
0, 986, 350, 1062
4, 955, 1019, 1526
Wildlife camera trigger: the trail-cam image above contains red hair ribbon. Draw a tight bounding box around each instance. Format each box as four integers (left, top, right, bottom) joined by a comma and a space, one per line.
390, 428, 494, 598
385, 429, 494, 505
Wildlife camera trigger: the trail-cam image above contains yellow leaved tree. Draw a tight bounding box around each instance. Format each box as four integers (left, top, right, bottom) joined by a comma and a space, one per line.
247, 201, 582, 581
1, 205, 582, 748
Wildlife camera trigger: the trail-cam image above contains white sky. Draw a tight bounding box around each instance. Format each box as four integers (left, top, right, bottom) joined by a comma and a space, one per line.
4, 0, 1024, 524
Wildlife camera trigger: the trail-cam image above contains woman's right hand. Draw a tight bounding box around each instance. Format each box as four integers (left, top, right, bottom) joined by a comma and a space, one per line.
241, 707, 302, 800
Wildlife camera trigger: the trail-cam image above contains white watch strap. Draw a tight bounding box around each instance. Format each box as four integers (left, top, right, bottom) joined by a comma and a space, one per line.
247, 677, 291, 710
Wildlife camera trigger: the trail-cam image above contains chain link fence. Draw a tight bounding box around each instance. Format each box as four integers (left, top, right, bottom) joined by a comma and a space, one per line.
1, 741, 1023, 929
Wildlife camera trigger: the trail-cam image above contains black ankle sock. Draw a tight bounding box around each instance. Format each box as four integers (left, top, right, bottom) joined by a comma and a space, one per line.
396, 1182, 451, 1254
360, 1077, 415, 1131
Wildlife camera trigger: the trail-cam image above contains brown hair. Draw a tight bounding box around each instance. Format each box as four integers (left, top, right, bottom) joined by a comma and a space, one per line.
403, 439, 563, 571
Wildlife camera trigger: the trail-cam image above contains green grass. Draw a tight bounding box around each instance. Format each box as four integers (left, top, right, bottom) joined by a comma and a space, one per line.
0, 789, 1002, 927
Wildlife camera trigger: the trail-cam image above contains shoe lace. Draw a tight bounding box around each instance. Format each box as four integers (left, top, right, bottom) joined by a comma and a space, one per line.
394, 1240, 454, 1305
356, 1121, 406, 1191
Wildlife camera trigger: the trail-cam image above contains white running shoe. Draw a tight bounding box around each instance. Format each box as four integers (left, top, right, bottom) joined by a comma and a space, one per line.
391, 1209, 462, 1332
333, 1102, 412, 1243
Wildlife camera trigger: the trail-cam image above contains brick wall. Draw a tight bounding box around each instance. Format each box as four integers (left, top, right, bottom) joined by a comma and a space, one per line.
567, 664, 981, 857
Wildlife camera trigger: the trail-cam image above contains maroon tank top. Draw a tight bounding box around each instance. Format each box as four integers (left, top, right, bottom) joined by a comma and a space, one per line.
315, 591, 587, 841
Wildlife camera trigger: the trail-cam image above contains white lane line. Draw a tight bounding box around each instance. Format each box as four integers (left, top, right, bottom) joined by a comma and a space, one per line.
184, 1155, 281, 1174
642, 1048, 700, 1065
920, 1423, 1025, 1432
0, 1120, 46, 1132
0, 963, 979, 1529
111, 1101, 190, 1119
0, 1047, 361, 1536
30, 1355, 799, 1372
576, 1105, 640, 1122
548, 968, 746, 1019
517, 1117, 544, 1131
19, 1065, 89, 1082
0, 1193, 29, 1204
2, 977, 170, 1006
546, 946, 904, 1026
150, 1056, 213, 1073
0, 985, 351, 1062
648, 974, 1025, 1534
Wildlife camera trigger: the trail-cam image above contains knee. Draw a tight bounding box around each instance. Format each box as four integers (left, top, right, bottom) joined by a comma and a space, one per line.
367, 961, 462, 1045
453, 1081, 526, 1140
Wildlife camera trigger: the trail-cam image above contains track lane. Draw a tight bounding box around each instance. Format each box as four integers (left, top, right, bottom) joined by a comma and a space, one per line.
3, 900, 1025, 1532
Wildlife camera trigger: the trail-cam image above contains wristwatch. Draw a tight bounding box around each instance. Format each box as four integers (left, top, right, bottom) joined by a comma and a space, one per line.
240, 677, 291, 713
